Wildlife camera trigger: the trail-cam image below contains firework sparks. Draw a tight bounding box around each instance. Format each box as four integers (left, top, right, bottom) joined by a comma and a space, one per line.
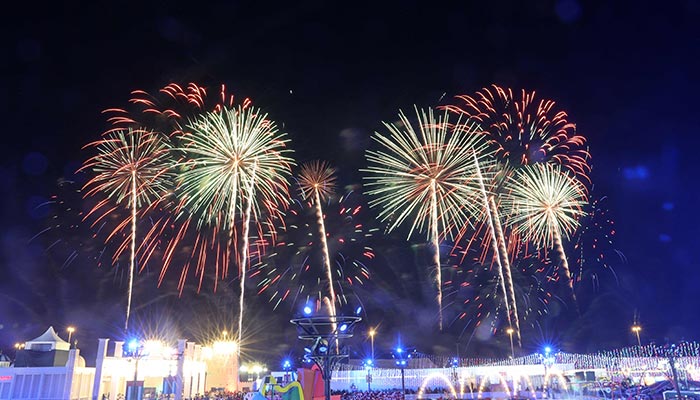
363, 107, 488, 329
81, 128, 173, 331
503, 163, 588, 303
255, 189, 374, 312
443, 250, 554, 350
573, 196, 625, 295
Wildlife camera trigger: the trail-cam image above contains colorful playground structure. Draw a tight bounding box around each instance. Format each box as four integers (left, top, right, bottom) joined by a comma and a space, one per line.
248, 367, 336, 400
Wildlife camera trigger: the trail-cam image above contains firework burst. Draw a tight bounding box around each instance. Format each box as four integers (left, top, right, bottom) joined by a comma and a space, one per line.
81, 128, 173, 331
503, 163, 588, 303
177, 106, 293, 228
444, 84, 590, 181
99, 83, 253, 293
363, 107, 488, 329
298, 161, 337, 201
103, 82, 247, 136
175, 105, 294, 346
444, 85, 592, 344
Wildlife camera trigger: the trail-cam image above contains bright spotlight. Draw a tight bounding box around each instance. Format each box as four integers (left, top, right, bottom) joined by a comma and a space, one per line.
396, 347, 403, 354
355, 306, 362, 315
339, 323, 348, 332
213, 340, 237, 355
303, 306, 312, 315
128, 339, 139, 352
142, 340, 165, 356
544, 346, 552, 354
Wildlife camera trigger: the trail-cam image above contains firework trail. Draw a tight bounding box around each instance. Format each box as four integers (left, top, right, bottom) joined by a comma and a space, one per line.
298, 161, 339, 315
472, 156, 520, 345
489, 195, 522, 345
81, 128, 172, 331
254, 188, 374, 312
503, 163, 588, 305
364, 107, 488, 330
238, 161, 258, 347
176, 105, 293, 347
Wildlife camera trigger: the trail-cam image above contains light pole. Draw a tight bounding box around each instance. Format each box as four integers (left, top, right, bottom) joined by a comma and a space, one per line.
394, 347, 408, 397
397, 358, 407, 397
125, 339, 144, 400
661, 344, 683, 400
14, 342, 24, 361
365, 359, 373, 391
282, 359, 292, 384
541, 347, 554, 399
506, 327, 515, 360
451, 357, 459, 390
506, 328, 515, 398
631, 325, 641, 347
67, 326, 75, 347
369, 328, 376, 361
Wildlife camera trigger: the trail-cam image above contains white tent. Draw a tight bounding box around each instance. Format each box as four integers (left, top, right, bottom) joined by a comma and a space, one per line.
24, 326, 70, 351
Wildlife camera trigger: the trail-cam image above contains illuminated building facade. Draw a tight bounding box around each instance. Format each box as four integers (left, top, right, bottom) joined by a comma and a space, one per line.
0, 327, 239, 400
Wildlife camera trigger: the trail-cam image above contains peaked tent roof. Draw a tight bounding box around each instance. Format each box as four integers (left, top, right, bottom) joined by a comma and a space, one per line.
26, 326, 70, 350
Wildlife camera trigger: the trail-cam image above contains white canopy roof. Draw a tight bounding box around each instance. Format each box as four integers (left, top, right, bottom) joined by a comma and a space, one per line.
25, 326, 70, 351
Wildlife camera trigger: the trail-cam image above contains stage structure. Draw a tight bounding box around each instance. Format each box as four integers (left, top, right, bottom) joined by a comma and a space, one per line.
291, 315, 362, 400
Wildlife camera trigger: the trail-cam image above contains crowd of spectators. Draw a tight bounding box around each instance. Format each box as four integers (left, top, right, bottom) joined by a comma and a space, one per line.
332, 387, 463, 400
188, 390, 247, 400
184, 387, 461, 400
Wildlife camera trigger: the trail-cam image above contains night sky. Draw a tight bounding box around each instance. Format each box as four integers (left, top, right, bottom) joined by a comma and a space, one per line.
1, 1, 699, 366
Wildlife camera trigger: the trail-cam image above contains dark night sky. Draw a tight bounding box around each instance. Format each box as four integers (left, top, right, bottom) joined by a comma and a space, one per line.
1, 1, 699, 365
